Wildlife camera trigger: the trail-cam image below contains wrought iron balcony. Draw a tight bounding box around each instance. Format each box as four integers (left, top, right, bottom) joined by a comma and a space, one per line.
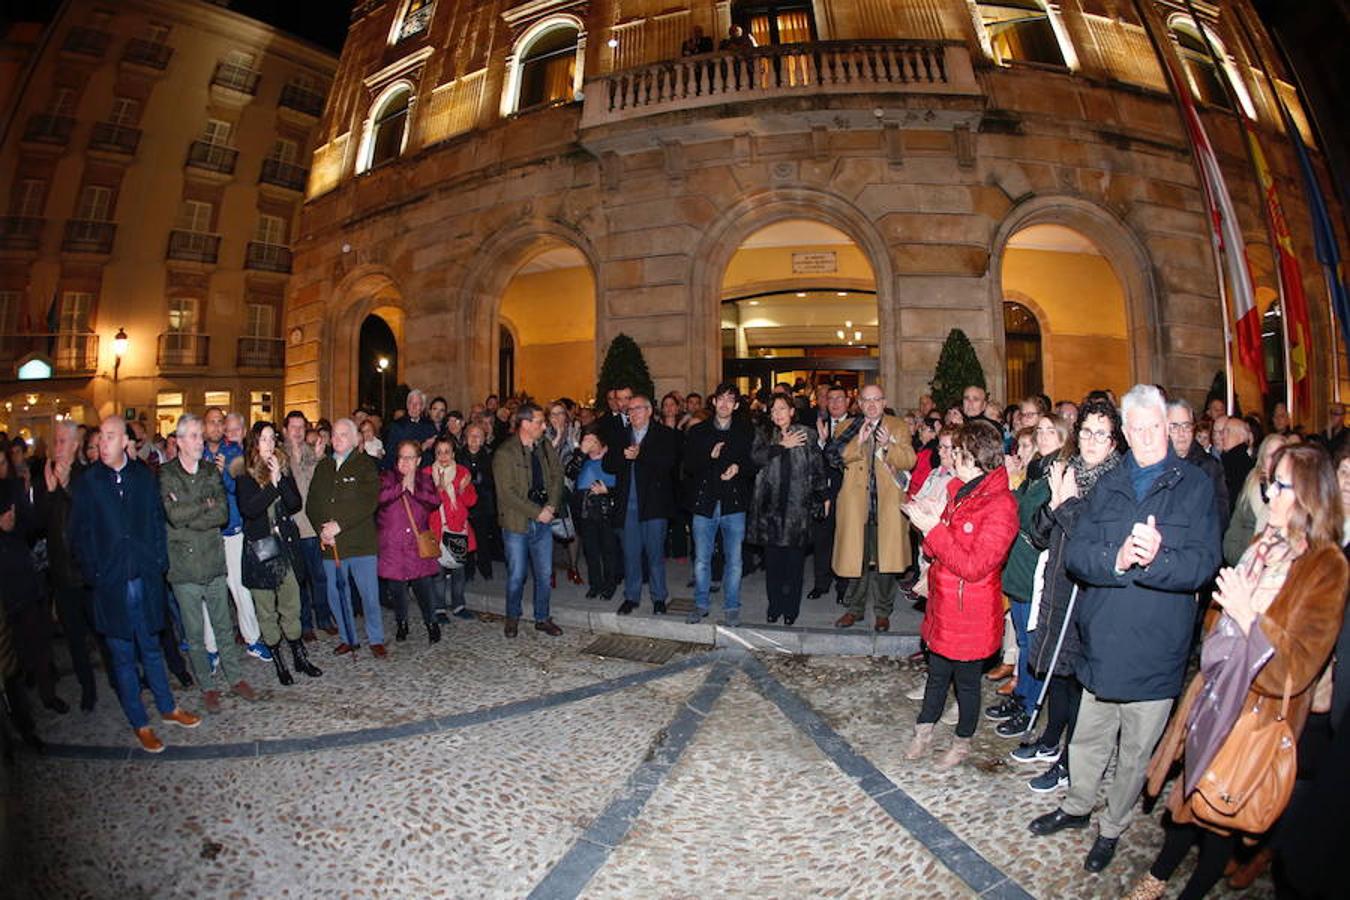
581, 39, 978, 129
0, 332, 99, 375
186, 140, 238, 175
259, 158, 309, 192
158, 333, 210, 369
88, 122, 142, 155
122, 38, 173, 70
212, 62, 260, 96
22, 113, 74, 145
0, 217, 43, 250
244, 242, 293, 273
278, 84, 325, 118
237, 336, 285, 369
62, 220, 117, 254
166, 230, 221, 264
62, 26, 110, 58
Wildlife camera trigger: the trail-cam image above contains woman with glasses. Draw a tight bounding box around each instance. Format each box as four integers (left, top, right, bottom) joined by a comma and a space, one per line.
377, 439, 443, 644
1224, 433, 1299, 566
1133, 444, 1347, 900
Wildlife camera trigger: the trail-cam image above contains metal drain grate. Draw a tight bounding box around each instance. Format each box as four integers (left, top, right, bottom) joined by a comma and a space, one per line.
581, 634, 701, 664
664, 596, 695, 614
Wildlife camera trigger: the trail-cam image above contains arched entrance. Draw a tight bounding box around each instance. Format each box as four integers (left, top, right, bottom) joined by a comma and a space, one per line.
719, 219, 879, 396
1003, 300, 1043, 401
325, 269, 406, 418
358, 314, 398, 416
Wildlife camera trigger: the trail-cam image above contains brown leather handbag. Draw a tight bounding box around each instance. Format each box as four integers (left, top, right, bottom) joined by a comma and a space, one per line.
402, 495, 440, 560
1188, 673, 1296, 834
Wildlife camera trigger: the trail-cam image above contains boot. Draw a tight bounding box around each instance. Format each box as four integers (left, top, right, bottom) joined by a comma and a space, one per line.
271, 643, 294, 686
289, 640, 322, 678
427, 621, 442, 644
937, 736, 970, 770
395, 620, 409, 642
905, 723, 934, 760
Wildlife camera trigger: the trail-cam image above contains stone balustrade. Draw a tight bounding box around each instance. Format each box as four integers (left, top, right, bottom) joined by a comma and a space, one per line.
581, 40, 979, 128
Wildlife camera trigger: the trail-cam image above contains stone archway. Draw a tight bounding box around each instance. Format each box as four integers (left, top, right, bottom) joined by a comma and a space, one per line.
689, 188, 898, 394
324, 266, 407, 418
989, 195, 1163, 394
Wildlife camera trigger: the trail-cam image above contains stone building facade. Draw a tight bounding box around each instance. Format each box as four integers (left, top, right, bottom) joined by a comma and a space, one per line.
288, 0, 1346, 423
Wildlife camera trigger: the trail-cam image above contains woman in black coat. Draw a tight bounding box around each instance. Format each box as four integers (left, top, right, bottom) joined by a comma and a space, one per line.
748, 394, 825, 626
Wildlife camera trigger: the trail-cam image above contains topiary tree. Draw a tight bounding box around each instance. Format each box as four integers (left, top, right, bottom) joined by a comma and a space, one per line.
597, 332, 655, 404
929, 328, 985, 411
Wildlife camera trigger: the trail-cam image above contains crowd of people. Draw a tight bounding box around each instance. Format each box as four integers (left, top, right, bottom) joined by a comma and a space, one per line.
1, 374, 1348, 898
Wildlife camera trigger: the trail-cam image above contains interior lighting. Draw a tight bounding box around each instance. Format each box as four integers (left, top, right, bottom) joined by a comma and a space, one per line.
854, 331, 862, 341
607, 38, 618, 48
836, 291, 847, 297
795, 292, 806, 298
836, 330, 845, 339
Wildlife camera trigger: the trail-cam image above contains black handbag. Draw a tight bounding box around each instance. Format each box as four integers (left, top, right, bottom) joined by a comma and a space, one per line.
248, 534, 282, 563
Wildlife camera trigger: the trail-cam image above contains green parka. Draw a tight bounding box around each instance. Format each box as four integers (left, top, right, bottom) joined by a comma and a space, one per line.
159, 457, 229, 584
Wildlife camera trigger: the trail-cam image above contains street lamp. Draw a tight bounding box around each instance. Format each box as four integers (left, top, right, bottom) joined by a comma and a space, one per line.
112, 327, 128, 410
377, 356, 390, 416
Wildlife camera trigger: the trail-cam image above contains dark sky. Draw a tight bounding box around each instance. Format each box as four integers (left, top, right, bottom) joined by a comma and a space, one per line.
0, 0, 353, 53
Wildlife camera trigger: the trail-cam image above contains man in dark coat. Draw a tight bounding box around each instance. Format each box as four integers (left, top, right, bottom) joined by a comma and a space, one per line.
1213, 414, 1253, 515
383, 389, 439, 469
681, 383, 755, 625
603, 392, 678, 614
69, 417, 200, 753
1167, 399, 1229, 527
1028, 386, 1219, 874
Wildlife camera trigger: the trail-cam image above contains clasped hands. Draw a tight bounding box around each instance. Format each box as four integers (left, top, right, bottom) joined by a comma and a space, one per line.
1115, 515, 1162, 572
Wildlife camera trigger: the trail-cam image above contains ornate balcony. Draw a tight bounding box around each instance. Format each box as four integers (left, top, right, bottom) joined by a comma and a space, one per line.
186, 140, 238, 176
259, 158, 309, 193
245, 242, 293, 273
0, 217, 43, 251
278, 84, 325, 119
580, 40, 979, 130
121, 38, 173, 71
62, 220, 117, 254
237, 336, 285, 369
158, 333, 210, 369
166, 230, 221, 264
0, 333, 99, 376
211, 62, 260, 106
88, 122, 142, 157
62, 27, 110, 58
22, 114, 74, 147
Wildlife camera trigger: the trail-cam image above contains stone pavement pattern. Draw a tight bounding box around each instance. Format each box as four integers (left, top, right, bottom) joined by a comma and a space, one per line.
3, 612, 1275, 898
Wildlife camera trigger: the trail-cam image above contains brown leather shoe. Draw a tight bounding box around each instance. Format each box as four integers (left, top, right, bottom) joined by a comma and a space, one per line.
321, 625, 340, 637
835, 612, 861, 628
534, 619, 563, 636
231, 680, 259, 701
333, 642, 356, 656
1227, 847, 1273, 890
504, 617, 519, 638
997, 678, 1018, 696
134, 726, 164, 753
985, 663, 1015, 681
202, 690, 222, 713
875, 617, 890, 633
370, 643, 387, 658
162, 708, 201, 729
301, 630, 317, 643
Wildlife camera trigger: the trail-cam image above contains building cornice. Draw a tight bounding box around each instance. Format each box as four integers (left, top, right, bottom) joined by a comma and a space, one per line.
501, 0, 588, 28
115, 0, 338, 72
361, 46, 435, 90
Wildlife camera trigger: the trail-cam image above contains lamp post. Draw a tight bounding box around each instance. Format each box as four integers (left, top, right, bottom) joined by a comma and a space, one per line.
377, 355, 390, 416
112, 327, 128, 413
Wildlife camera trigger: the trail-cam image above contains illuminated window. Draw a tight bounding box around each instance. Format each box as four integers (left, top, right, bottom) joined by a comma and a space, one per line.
977, 1, 1067, 67
737, 3, 816, 46
204, 390, 231, 409
508, 20, 583, 114
396, 0, 434, 43
361, 85, 411, 171
250, 390, 274, 425
1003, 301, 1043, 400
1169, 17, 1255, 118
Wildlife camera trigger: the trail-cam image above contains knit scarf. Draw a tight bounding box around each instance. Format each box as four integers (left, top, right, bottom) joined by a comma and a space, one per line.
432, 461, 460, 509
1069, 449, 1121, 496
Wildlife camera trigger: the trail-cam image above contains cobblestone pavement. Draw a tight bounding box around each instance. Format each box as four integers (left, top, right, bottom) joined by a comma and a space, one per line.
3, 612, 1275, 899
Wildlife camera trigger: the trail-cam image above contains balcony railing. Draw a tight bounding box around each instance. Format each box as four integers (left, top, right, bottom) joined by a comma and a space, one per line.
581, 40, 978, 128
186, 140, 238, 174
62, 26, 110, 58
0, 217, 43, 250
166, 230, 221, 263
0, 333, 99, 375
88, 121, 142, 155
212, 62, 260, 96
22, 113, 74, 145
259, 158, 309, 192
278, 84, 325, 118
122, 38, 173, 70
245, 242, 292, 273
62, 220, 116, 254
237, 336, 285, 369
158, 333, 210, 368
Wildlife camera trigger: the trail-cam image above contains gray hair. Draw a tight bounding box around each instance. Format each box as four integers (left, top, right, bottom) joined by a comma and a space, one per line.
407, 389, 426, 407
175, 413, 202, 438
1165, 398, 1194, 421
53, 419, 79, 439
333, 417, 358, 438
224, 411, 245, 428
1121, 384, 1167, 427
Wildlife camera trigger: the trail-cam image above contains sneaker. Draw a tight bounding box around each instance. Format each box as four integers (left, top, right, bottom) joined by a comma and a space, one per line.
686, 608, 709, 625
984, 697, 1020, 722
905, 682, 927, 701
940, 704, 959, 726
162, 708, 202, 729
435, 611, 451, 624
134, 727, 164, 753
246, 642, 272, 662
453, 608, 475, 620
207, 651, 220, 674
720, 609, 740, 628
995, 710, 1032, 738
1028, 761, 1069, 793
1009, 740, 1061, 765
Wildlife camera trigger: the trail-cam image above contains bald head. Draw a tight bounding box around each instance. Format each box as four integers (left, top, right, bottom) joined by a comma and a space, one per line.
98, 416, 131, 467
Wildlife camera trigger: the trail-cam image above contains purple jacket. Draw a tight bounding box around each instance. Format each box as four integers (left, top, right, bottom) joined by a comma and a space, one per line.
377, 469, 441, 581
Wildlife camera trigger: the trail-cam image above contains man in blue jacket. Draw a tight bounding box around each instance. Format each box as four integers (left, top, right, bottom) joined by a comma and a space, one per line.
1028, 384, 1220, 874
69, 417, 200, 753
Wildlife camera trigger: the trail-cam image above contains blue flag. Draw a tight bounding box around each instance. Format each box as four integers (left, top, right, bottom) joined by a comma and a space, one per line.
1287, 121, 1350, 364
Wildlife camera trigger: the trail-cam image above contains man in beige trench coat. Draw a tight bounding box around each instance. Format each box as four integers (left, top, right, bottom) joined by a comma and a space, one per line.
833, 383, 916, 632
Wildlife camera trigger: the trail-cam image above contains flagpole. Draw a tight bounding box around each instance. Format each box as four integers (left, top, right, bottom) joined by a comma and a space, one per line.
1131, 0, 1234, 414
1179, 0, 1293, 420
1231, 4, 1343, 404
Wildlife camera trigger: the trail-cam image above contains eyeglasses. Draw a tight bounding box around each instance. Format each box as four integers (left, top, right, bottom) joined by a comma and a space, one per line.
1078, 428, 1113, 444
1167, 422, 1195, 433
1267, 477, 1294, 497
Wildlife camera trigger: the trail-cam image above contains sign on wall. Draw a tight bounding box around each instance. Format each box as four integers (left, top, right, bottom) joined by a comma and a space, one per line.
791, 251, 837, 274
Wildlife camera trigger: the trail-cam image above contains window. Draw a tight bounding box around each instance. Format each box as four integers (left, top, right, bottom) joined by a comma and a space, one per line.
156, 391, 184, 439
75, 185, 113, 221
269, 138, 298, 164
396, 0, 434, 42
977, 1, 1067, 67
0, 291, 19, 334
202, 119, 232, 146
1003, 301, 1043, 400
224, 50, 256, 70
515, 24, 580, 112
250, 390, 274, 424
168, 296, 200, 334
12, 179, 46, 217
739, 3, 816, 46
108, 97, 139, 126
143, 23, 170, 44
1169, 18, 1255, 118
177, 200, 212, 233
58, 292, 92, 333
50, 86, 76, 116
246, 302, 275, 337
204, 390, 231, 409
363, 85, 411, 171
254, 214, 287, 246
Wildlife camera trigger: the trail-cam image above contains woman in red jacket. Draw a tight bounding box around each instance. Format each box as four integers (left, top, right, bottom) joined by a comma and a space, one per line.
426, 436, 478, 620
904, 420, 1020, 769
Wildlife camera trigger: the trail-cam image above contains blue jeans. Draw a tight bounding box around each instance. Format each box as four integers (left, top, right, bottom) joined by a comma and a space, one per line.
692, 507, 745, 612
322, 554, 384, 647
504, 521, 552, 621
1010, 599, 1044, 719
298, 536, 334, 631
621, 508, 668, 604
106, 579, 177, 729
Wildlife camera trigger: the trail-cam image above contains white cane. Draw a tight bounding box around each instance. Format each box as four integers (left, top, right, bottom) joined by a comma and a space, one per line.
1022, 584, 1077, 737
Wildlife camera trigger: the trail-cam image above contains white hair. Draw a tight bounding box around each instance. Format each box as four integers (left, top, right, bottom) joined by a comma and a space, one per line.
333, 417, 358, 437
224, 411, 245, 427
175, 413, 202, 438
407, 389, 426, 407
1121, 384, 1167, 427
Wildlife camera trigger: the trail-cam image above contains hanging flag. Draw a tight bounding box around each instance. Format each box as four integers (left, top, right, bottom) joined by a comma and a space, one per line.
1285, 116, 1350, 372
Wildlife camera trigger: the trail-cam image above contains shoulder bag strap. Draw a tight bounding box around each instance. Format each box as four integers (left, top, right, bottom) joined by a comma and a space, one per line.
401, 492, 419, 532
